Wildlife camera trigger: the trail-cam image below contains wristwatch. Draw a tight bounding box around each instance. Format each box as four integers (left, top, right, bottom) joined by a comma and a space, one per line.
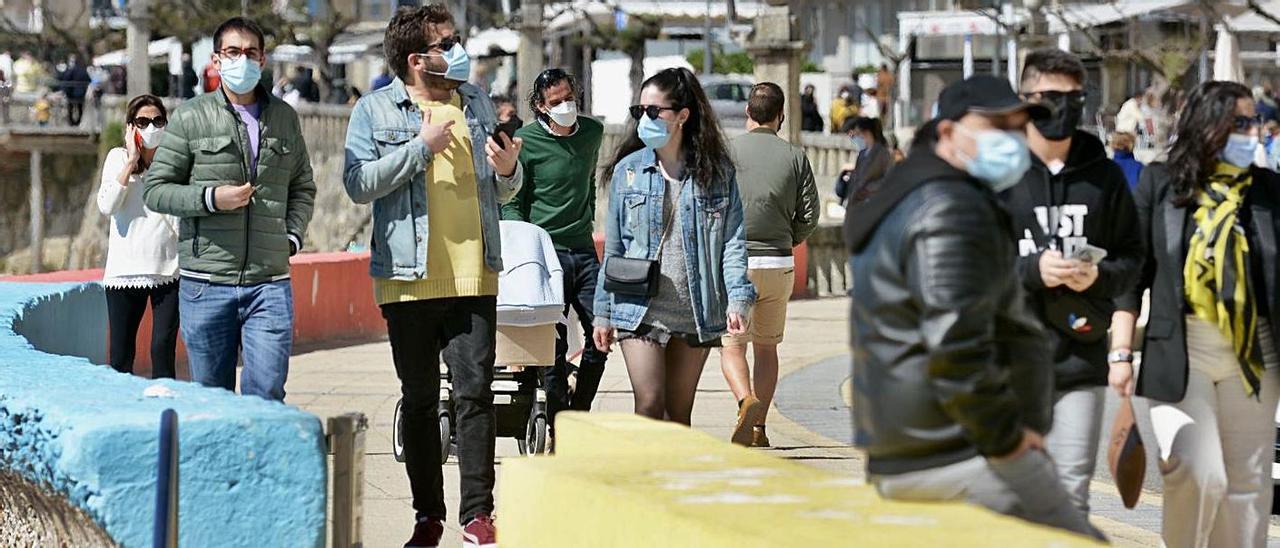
1107, 349, 1134, 364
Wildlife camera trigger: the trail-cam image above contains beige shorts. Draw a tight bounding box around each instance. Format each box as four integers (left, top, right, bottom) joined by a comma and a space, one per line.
722, 267, 795, 346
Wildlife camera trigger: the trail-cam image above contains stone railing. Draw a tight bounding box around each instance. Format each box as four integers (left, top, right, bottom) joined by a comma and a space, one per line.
804, 223, 850, 297
20, 97, 855, 276
0, 280, 327, 546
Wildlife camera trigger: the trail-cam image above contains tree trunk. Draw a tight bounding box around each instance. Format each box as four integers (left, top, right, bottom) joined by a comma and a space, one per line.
629, 45, 645, 104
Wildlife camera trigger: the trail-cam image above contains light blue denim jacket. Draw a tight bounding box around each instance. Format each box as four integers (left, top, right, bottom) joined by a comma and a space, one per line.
593, 148, 756, 340
342, 78, 522, 279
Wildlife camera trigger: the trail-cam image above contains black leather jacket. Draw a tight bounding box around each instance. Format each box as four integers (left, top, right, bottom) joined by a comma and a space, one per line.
845, 148, 1054, 476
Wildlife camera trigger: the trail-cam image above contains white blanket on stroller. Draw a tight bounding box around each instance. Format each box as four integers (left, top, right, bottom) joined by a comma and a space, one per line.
497, 220, 564, 326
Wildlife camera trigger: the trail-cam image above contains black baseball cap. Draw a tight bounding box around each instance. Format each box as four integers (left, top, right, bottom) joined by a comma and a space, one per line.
937, 74, 1051, 121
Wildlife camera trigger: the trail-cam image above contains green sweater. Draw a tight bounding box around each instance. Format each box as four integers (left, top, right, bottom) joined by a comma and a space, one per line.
500, 116, 604, 250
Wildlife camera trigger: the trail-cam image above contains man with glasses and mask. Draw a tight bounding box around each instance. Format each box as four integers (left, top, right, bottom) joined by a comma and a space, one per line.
1002, 49, 1143, 516
341, 5, 522, 548
843, 75, 1103, 540
144, 16, 315, 402
501, 68, 606, 435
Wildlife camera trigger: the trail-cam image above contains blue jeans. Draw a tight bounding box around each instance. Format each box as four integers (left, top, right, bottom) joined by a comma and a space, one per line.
179, 278, 294, 401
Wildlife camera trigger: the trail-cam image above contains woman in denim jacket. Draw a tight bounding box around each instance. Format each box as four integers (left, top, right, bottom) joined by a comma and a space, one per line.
592, 67, 756, 424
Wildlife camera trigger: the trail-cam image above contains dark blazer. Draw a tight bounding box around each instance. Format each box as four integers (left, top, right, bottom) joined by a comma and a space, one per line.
1120, 163, 1280, 403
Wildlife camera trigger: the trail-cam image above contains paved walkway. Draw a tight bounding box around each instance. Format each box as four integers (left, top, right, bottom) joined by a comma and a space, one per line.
285, 296, 1275, 547
287, 298, 856, 547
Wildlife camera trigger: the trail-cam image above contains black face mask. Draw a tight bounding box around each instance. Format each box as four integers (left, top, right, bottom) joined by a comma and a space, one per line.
1032, 91, 1085, 141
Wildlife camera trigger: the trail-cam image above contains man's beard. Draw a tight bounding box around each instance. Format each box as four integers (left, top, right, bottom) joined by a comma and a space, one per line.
423, 70, 462, 91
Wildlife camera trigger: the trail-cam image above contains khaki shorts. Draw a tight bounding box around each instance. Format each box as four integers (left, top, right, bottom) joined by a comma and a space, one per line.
722, 267, 794, 346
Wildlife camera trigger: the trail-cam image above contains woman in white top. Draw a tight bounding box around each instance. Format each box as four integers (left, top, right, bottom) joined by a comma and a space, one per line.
97, 94, 179, 378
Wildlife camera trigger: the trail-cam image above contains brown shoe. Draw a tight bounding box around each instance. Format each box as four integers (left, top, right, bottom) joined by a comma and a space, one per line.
751, 426, 771, 448
732, 396, 766, 446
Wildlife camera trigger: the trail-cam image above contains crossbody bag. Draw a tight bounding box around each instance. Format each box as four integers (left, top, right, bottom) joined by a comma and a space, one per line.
602, 176, 678, 297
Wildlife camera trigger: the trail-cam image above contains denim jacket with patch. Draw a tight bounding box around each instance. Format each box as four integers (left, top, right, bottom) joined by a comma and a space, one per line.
593, 148, 756, 340
342, 78, 522, 280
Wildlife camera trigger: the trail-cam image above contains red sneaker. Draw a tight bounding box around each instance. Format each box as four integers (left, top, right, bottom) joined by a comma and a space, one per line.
404, 517, 444, 548
462, 513, 497, 548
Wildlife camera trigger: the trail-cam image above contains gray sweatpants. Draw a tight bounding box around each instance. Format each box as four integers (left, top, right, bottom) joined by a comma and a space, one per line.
871, 450, 1105, 541
1045, 386, 1106, 514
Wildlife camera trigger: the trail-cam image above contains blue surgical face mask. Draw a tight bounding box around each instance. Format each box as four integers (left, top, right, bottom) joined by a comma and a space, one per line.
638, 115, 671, 149
219, 55, 261, 95
954, 124, 1031, 193
423, 43, 471, 82
1221, 133, 1259, 168
851, 135, 867, 152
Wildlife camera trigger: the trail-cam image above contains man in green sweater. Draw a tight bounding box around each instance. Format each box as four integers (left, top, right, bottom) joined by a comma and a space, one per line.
501, 68, 606, 432
722, 82, 820, 447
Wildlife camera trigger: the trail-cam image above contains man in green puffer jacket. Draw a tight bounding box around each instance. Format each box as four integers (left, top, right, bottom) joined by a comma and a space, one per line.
143, 17, 315, 401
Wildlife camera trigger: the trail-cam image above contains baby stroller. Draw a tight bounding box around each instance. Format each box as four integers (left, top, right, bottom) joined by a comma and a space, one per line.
393, 221, 564, 462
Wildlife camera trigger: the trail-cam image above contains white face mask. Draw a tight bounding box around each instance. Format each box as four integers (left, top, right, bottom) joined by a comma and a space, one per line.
546, 101, 578, 128
139, 125, 165, 150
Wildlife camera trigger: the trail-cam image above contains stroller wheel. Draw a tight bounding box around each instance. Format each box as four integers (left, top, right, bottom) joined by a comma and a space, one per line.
526, 413, 548, 455
392, 398, 406, 463
439, 412, 453, 463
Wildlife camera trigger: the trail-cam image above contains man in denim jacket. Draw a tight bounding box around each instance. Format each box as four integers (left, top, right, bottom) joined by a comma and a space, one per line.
341, 5, 522, 548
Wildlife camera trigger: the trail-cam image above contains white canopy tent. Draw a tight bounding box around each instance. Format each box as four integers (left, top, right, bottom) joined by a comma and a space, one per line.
1213, 26, 1246, 83
94, 37, 181, 67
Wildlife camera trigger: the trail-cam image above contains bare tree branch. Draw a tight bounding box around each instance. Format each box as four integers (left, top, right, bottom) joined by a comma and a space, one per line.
1246, 0, 1280, 27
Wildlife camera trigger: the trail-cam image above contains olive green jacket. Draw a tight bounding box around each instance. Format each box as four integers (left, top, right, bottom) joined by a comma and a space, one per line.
144, 85, 315, 285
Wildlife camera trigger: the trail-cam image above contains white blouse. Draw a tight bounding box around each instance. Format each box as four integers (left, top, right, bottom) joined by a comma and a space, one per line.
97, 147, 179, 288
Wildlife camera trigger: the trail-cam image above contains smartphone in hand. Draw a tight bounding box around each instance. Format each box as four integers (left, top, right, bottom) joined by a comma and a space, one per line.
494, 118, 521, 149
1071, 244, 1108, 264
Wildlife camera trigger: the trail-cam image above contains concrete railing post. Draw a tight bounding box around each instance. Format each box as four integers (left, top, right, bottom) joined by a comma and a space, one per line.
328, 413, 368, 548
746, 2, 806, 143
29, 149, 43, 274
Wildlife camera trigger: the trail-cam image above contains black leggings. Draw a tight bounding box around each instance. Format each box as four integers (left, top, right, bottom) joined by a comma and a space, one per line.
105, 282, 179, 378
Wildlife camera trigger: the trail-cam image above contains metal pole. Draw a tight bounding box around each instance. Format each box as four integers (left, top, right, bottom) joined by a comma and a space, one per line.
153, 409, 179, 548
330, 413, 368, 548
28, 150, 43, 274
703, 0, 713, 76
963, 34, 974, 79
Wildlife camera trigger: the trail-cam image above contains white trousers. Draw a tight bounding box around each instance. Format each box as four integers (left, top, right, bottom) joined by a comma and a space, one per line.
1150, 317, 1280, 548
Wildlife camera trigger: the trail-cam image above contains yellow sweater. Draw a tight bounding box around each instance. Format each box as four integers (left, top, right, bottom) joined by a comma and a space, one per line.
374, 95, 498, 305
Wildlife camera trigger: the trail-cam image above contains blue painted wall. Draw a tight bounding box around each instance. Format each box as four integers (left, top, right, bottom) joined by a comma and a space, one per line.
0, 282, 326, 547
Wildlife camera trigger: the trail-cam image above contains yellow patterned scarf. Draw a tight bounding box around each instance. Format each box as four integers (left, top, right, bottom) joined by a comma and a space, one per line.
1184, 162, 1263, 396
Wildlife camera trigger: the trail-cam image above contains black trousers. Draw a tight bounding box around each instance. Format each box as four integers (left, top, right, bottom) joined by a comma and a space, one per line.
68, 100, 84, 126
543, 248, 608, 427
382, 296, 496, 524
105, 282, 179, 378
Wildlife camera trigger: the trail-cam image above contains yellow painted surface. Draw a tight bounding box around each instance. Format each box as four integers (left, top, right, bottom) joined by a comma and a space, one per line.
499, 412, 1102, 547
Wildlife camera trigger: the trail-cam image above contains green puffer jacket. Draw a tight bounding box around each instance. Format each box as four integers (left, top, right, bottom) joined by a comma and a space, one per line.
144, 86, 315, 285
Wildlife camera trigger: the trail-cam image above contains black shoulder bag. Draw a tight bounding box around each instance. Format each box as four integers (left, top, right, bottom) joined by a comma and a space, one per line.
602, 182, 676, 297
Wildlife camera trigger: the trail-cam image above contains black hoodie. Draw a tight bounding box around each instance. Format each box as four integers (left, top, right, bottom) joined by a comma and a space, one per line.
1000, 130, 1143, 390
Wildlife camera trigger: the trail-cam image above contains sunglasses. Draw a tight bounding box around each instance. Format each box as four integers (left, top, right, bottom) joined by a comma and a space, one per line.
424, 35, 464, 52
132, 116, 167, 129
1234, 115, 1262, 132
629, 104, 680, 121
1022, 90, 1086, 107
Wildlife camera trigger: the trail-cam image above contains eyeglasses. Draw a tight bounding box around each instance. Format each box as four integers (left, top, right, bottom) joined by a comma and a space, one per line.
424, 35, 464, 52
217, 47, 263, 62
1234, 115, 1263, 132
1022, 90, 1086, 107
629, 104, 680, 121
132, 116, 166, 129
